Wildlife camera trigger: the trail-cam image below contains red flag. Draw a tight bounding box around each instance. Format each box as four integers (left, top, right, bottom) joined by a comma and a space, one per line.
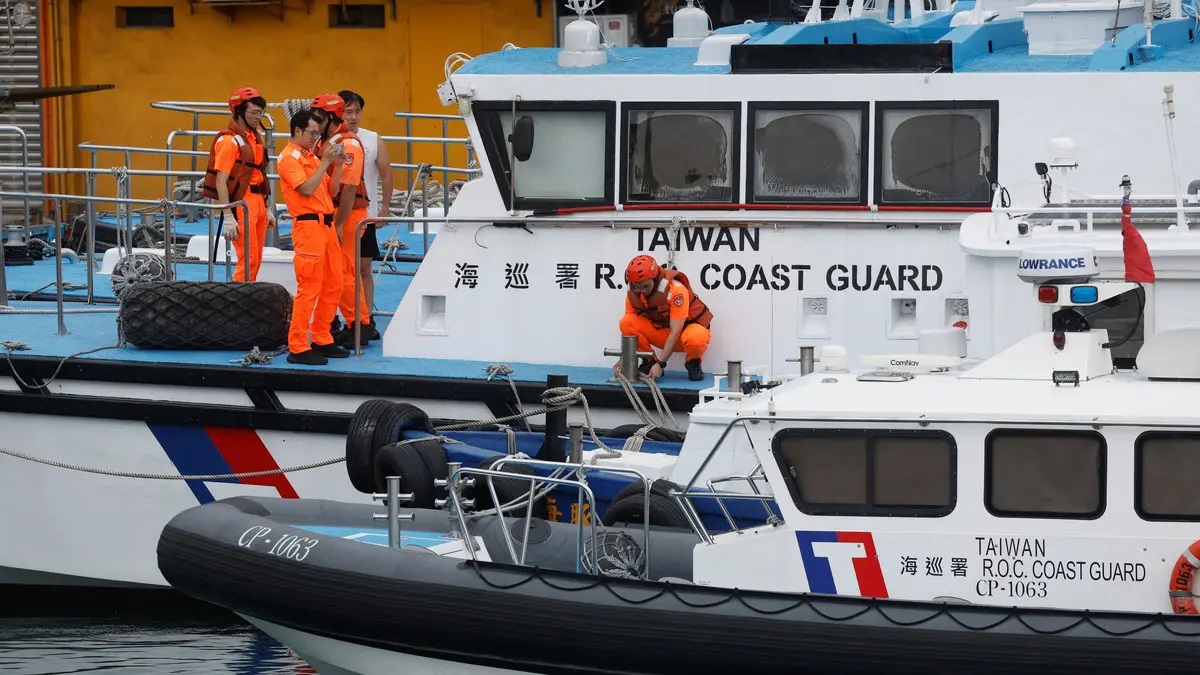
1121, 199, 1156, 283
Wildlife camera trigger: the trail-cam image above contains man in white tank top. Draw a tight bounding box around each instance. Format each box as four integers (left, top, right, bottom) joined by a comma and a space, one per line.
338, 90, 394, 339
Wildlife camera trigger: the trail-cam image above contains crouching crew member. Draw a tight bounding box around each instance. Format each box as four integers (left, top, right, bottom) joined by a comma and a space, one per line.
277, 109, 347, 366
613, 255, 713, 382
310, 93, 373, 349
201, 86, 275, 282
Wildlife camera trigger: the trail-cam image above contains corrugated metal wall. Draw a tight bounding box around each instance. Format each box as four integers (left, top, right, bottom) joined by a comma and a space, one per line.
0, 0, 42, 224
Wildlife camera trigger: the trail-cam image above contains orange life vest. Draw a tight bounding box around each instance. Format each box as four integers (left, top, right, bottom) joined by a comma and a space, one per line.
201, 120, 268, 202
627, 269, 714, 330
325, 128, 370, 211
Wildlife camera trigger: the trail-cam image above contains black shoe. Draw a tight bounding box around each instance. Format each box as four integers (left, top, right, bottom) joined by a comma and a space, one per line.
334, 326, 370, 349
330, 316, 344, 334
685, 358, 704, 381
638, 357, 657, 376
287, 349, 328, 366
311, 341, 350, 358
361, 319, 381, 342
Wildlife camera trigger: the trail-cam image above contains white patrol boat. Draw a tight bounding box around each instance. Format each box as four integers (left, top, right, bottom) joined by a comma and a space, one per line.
155, 201, 1200, 674
6, 0, 1200, 594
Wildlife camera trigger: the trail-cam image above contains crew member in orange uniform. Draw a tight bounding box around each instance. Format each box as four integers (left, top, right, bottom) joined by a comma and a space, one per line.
277, 109, 347, 366
310, 93, 373, 349
613, 255, 713, 382
201, 86, 275, 282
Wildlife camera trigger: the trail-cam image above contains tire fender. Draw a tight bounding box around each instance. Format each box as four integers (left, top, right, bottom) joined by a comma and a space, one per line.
345, 400, 429, 494
373, 442, 436, 509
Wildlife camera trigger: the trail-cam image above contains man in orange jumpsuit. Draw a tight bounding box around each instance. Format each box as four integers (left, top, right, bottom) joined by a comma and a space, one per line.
310, 93, 373, 350
277, 108, 347, 366
613, 255, 713, 382
201, 86, 275, 282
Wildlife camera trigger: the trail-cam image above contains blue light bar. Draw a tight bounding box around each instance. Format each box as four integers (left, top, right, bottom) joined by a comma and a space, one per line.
1070, 285, 1098, 304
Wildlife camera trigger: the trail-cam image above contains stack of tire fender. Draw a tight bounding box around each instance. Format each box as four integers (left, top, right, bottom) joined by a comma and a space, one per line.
344, 399, 696, 530
345, 399, 547, 515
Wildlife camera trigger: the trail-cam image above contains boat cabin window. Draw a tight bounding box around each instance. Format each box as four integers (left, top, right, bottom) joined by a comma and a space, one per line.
985, 430, 1105, 519
1136, 433, 1200, 521
474, 101, 615, 211
875, 101, 997, 207
622, 103, 740, 204
747, 103, 867, 204
771, 429, 956, 517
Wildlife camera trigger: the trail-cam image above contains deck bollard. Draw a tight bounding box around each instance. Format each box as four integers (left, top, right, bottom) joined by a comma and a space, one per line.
800, 346, 815, 376
603, 334, 655, 381
372, 475, 414, 548
568, 422, 584, 464
726, 360, 742, 393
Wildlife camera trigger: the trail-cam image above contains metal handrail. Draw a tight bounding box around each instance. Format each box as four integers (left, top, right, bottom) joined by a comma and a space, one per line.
447, 465, 602, 575
490, 456, 654, 577
0, 189, 249, 328
0, 124, 30, 228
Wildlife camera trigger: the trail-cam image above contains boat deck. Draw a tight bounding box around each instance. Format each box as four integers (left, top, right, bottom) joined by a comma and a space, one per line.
1, 247, 707, 392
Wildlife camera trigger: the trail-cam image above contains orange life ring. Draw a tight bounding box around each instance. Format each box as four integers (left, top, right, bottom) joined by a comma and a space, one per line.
1168, 540, 1200, 615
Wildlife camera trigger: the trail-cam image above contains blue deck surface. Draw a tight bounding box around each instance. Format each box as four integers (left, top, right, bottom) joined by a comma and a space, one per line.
459, 15, 1200, 75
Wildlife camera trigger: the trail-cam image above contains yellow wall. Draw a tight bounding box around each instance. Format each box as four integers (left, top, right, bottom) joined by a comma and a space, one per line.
57, 0, 553, 200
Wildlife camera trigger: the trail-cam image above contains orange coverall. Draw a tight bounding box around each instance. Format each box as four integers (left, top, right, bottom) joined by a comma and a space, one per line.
212, 131, 268, 282
278, 141, 343, 354
620, 279, 711, 361
326, 127, 371, 328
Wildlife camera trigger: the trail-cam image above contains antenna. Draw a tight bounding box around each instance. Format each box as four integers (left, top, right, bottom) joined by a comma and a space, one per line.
564, 0, 603, 16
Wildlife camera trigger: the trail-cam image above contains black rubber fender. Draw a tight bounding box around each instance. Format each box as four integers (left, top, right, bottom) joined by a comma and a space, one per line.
345, 400, 398, 493
117, 280, 291, 350
373, 442, 436, 509
468, 455, 547, 518
602, 478, 692, 529
409, 437, 450, 502
605, 423, 686, 444
370, 403, 434, 460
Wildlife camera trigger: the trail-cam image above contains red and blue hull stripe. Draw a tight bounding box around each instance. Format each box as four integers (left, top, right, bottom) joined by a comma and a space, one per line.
148, 423, 299, 504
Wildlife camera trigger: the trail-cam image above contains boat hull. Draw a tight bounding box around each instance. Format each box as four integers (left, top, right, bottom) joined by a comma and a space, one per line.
158, 497, 1200, 675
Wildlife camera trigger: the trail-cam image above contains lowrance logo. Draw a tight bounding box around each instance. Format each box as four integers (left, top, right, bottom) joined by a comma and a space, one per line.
1019, 257, 1087, 270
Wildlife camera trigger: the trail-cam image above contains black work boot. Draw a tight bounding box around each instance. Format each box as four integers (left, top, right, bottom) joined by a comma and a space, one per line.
287, 349, 328, 366
638, 357, 657, 376
311, 341, 350, 359
362, 318, 381, 341
685, 358, 704, 381
335, 325, 370, 350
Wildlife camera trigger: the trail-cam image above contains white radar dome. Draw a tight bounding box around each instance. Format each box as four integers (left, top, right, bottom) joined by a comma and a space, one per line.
1016, 246, 1098, 284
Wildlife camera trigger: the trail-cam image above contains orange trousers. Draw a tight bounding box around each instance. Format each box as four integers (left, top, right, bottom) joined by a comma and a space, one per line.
288, 218, 344, 354
619, 313, 711, 361
232, 192, 268, 283
338, 208, 371, 325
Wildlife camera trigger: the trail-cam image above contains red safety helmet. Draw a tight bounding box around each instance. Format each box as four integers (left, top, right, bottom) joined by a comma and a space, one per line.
228, 87, 263, 113
625, 255, 660, 284
311, 93, 346, 120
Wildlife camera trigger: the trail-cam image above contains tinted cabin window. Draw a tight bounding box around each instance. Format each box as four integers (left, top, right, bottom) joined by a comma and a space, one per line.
474, 102, 614, 211
877, 103, 996, 206
626, 107, 737, 203
985, 430, 1105, 519
1137, 434, 1200, 520
498, 110, 608, 201
773, 430, 955, 517
750, 106, 865, 203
